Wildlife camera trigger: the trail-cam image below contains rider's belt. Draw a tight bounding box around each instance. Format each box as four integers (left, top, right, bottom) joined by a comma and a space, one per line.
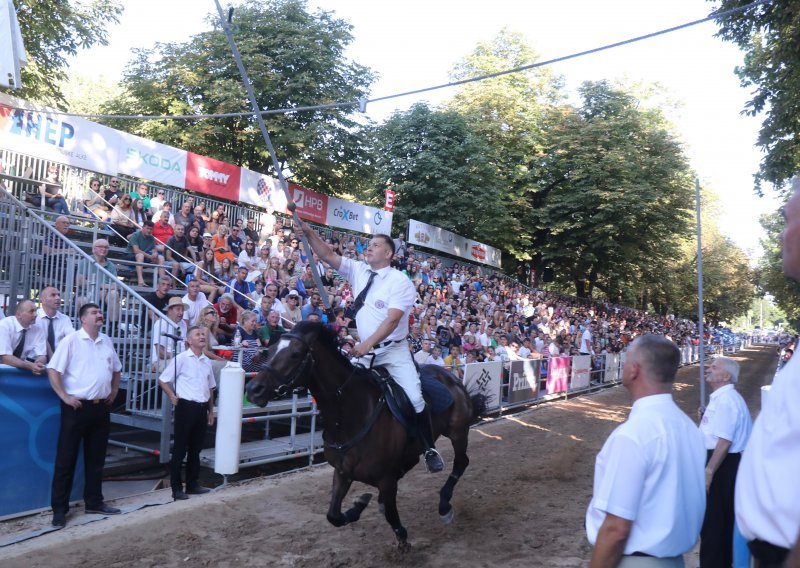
376, 339, 405, 349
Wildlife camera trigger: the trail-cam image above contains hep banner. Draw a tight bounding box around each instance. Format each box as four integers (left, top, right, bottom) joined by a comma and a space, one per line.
0, 94, 119, 175
407, 218, 502, 268
185, 152, 241, 201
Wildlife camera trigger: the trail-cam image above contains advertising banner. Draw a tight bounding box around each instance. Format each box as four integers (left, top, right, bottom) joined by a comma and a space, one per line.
570, 354, 592, 390
463, 361, 502, 414
508, 359, 540, 404
326, 195, 393, 236
385, 189, 395, 211
117, 132, 187, 188
0, 368, 84, 517
238, 168, 288, 213
604, 353, 620, 383
288, 182, 328, 224
185, 152, 241, 201
546, 356, 571, 394
0, 94, 119, 175
407, 218, 502, 268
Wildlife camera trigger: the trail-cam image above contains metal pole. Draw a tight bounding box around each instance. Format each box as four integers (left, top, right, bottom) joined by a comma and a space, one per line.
212, 1, 331, 309
695, 178, 706, 409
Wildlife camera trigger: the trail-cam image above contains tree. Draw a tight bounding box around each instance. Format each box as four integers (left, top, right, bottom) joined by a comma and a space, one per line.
446, 30, 564, 261
711, 0, 800, 195
757, 209, 800, 327
1, 0, 123, 108
102, 0, 375, 195
531, 81, 696, 299
370, 103, 517, 248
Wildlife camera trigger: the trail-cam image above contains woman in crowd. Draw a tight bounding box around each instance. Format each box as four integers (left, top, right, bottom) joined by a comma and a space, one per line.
110, 194, 138, 240
187, 225, 204, 255
37, 165, 70, 215
264, 255, 282, 285
212, 225, 237, 265
279, 258, 296, 285
215, 257, 235, 284
194, 248, 221, 302
83, 177, 114, 220
238, 239, 260, 282
282, 291, 303, 325
199, 306, 226, 347
206, 211, 220, 236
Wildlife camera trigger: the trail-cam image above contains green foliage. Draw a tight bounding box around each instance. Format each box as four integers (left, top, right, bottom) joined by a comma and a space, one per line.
757, 209, 800, 327
370, 103, 516, 247
711, 0, 800, 195
101, 0, 375, 194
2, 0, 123, 108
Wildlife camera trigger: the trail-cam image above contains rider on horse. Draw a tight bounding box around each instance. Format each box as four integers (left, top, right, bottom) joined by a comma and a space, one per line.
295, 221, 445, 473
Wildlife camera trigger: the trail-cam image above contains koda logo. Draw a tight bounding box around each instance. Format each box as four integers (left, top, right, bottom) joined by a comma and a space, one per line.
198, 167, 230, 185
126, 148, 182, 173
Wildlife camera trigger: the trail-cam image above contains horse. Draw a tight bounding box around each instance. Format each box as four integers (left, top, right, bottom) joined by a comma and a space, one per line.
246, 321, 485, 550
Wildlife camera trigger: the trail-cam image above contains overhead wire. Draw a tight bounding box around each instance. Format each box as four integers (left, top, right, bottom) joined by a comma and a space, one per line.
5, 0, 770, 122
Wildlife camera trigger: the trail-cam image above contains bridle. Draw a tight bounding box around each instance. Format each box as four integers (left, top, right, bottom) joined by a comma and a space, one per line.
261, 332, 315, 398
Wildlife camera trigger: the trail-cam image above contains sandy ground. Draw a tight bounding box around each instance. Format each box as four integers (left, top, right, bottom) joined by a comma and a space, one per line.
0, 346, 776, 568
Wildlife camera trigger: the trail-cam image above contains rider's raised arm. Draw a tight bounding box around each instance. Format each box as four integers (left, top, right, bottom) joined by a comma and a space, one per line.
295, 220, 341, 271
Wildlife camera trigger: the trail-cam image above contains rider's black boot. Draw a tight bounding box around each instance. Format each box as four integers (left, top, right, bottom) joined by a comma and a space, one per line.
416, 406, 444, 473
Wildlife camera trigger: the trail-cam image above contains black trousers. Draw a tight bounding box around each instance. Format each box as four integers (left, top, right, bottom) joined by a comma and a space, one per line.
171, 399, 208, 491
700, 450, 741, 568
748, 539, 789, 568
51, 401, 111, 514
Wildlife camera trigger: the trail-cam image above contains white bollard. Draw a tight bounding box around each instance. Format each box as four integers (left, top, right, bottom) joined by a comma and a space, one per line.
214, 361, 245, 475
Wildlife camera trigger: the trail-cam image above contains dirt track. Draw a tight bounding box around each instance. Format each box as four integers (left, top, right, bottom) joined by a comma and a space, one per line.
1, 346, 776, 568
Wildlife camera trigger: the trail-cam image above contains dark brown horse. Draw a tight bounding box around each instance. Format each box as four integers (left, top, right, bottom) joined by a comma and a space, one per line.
246, 321, 484, 549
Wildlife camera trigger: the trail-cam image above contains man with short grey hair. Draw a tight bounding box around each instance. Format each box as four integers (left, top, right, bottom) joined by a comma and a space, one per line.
698, 356, 752, 567
586, 335, 705, 566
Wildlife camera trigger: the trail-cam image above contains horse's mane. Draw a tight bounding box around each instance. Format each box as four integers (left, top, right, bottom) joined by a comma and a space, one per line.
292, 321, 363, 372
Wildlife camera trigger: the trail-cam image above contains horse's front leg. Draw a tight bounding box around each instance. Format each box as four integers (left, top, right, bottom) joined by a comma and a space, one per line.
326, 470, 371, 527
439, 429, 470, 524
378, 477, 409, 551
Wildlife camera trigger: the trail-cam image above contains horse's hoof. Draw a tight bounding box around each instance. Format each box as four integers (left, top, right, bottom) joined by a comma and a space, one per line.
440, 506, 455, 525
398, 540, 411, 553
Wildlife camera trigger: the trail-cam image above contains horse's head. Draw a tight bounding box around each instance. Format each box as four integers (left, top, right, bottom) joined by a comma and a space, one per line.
246, 322, 321, 406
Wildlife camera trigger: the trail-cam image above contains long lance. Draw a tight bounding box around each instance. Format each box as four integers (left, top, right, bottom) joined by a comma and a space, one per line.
213, 1, 333, 311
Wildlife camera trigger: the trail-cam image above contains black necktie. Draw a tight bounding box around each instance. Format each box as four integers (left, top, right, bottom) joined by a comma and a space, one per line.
350, 271, 377, 317
47, 316, 56, 352
13, 328, 27, 359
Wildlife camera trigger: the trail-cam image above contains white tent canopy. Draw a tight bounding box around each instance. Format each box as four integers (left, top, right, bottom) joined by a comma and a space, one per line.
0, 0, 28, 89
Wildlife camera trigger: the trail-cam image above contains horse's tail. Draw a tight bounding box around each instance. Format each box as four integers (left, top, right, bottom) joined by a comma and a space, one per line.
469, 393, 487, 424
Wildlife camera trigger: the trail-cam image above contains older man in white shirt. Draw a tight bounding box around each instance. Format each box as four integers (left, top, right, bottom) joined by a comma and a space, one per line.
0, 299, 47, 374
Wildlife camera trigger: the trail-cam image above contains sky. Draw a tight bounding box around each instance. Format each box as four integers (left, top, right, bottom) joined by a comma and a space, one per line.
66, 0, 783, 258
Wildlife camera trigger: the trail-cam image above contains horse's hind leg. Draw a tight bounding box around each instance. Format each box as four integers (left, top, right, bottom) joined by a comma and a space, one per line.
326, 470, 372, 527
379, 477, 409, 551
438, 428, 470, 524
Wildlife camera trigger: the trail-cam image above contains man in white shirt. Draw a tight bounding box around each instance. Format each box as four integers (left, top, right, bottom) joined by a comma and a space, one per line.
182, 280, 210, 327
735, 183, 800, 567
47, 303, 122, 527
414, 339, 433, 365
35, 286, 74, 359
698, 356, 752, 568
297, 220, 444, 473
586, 334, 706, 566
580, 322, 594, 356
0, 299, 47, 374
158, 326, 216, 500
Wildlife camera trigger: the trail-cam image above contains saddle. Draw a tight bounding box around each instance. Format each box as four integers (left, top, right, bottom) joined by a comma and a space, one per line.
368, 366, 454, 434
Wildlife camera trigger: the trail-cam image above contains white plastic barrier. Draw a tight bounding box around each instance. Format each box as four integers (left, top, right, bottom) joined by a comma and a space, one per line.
214, 361, 246, 475
760, 385, 771, 410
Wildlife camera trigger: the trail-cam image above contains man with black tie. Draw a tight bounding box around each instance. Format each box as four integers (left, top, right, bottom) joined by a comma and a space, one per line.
0, 299, 47, 374
35, 286, 73, 359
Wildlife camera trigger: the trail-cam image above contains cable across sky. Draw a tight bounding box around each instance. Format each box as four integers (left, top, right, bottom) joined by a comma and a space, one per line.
7, 0, 771, 121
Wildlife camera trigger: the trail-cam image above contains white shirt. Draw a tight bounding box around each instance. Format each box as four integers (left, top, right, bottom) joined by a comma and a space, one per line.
182, 292, 210, 327
580, 329, 593, 354
516, 346, 532, 358
35, 308, 74, 352
158, 349, 215, 403
151, 318, 188, 363
699, 383, 752, 452
414, 349, 432, 365
426, 354, 445, 366
586, 394, 706, 557
735, 352, 800, 549
0, 315, 46, 360
47, 329, 122, 399
338, 257, 416, 343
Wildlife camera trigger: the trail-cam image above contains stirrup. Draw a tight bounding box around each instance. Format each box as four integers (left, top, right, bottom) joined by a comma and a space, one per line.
424, 448, 444, 473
